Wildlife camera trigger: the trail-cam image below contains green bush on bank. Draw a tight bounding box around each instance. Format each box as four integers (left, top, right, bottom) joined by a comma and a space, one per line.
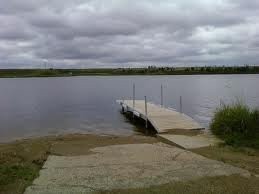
210, 102, 259, 148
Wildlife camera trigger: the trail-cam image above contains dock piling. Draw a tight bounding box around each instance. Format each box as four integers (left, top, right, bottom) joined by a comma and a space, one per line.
144, 96, 148, 128
133, 83, 135, 119
161, 84, 163, 107
122, 97, 125, 112
180, 96, 183, 113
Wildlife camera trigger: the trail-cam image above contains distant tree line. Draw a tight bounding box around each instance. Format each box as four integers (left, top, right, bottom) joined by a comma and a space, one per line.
0, 65, 259, 77
113, 65, 259, 75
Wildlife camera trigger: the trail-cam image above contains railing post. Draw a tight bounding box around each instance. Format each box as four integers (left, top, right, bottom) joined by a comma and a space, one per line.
133, 83, 135, 119
220, 99, 224, 107
180, 96, 182, 113
161, 84, 163, 107
144, 96, 148, 128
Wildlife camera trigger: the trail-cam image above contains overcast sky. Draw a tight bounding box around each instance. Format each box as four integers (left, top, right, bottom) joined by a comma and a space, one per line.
0, 0, 258, 68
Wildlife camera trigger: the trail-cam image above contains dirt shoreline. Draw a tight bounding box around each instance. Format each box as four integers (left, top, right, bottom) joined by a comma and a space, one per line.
0, 133, 158, 194
1, 133, 259, 194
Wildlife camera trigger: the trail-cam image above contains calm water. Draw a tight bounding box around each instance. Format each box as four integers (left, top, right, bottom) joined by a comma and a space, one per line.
0, 75, 259, 142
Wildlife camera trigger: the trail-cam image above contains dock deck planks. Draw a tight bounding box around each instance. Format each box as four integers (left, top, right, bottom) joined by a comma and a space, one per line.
118, 100, 204, 133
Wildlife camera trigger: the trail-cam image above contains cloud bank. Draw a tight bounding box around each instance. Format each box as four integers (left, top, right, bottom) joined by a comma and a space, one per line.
0, 0, 258, 68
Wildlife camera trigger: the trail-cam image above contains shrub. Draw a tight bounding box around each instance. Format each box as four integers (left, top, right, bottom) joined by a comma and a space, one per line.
210, 102, 259, 148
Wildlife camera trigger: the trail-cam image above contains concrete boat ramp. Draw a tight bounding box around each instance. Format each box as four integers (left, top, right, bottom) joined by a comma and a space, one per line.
118, 100, 220, 149
24, 100, 250, 194
25, 143, 250, 194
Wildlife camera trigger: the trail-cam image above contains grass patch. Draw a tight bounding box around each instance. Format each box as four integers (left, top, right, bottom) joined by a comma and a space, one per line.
0, 165, 40, 194
0, 165, 37, 185
0, 138, 51, 194
210, 102, 259, 148
192, 145, 259, 175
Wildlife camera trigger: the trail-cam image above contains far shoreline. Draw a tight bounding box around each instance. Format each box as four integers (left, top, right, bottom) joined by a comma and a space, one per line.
0, 66, 259, 78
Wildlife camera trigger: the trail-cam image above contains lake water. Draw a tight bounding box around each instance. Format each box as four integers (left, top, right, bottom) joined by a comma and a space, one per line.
0, 75, 259, 142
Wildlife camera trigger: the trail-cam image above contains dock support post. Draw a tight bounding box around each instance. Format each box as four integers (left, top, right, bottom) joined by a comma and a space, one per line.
133, 83, 135, 119
144, 96, 148, 128
121, 97, 125, 113
180, 96, 182, 113
161, 84, 163, 107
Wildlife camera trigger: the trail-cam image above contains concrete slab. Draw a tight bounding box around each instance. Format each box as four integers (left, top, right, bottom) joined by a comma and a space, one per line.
25, 143, 249, 194
157, 134, 222, 149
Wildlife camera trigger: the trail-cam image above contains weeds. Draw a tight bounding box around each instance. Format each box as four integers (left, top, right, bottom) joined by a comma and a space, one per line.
210, 102, 259, 148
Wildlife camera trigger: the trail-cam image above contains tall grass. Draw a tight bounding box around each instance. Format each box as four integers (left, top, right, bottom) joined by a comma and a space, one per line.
210, 102, 259, 148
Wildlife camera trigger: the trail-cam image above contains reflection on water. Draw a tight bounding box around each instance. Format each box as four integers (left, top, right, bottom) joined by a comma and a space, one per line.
0, 75, 258, 142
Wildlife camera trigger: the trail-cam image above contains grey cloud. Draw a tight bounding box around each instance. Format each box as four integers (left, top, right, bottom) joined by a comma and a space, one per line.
0, 0, 258, 68
0, 15, 36, 40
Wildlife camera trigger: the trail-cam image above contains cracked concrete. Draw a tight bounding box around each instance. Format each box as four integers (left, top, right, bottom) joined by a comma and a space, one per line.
157, 133, 222, 149
24, 143, 250, 194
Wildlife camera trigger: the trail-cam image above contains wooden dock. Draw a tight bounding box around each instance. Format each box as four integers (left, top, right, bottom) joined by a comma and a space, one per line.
117, 100, 204, 134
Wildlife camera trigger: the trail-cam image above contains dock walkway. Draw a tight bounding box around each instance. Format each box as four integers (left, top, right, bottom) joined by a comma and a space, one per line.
118, 100, 204, 134
118, 100, 221, 149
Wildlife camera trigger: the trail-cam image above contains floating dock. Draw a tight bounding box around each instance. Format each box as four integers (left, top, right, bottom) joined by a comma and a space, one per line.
117, 93, 223, 149
117, 100, 204, 134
